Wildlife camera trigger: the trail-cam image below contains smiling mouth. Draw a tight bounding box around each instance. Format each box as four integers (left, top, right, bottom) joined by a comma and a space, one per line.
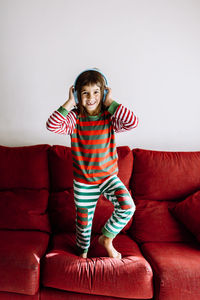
87, 102, 96, 106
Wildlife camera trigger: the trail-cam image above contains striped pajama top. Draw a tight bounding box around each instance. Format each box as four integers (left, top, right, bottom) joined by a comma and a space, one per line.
46, 101, 138, 184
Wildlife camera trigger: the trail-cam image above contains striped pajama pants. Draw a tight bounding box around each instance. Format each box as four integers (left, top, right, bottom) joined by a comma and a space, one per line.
73, 175, 135, 254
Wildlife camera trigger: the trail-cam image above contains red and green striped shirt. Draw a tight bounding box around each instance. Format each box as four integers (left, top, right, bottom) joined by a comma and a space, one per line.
46, 101, 138, 184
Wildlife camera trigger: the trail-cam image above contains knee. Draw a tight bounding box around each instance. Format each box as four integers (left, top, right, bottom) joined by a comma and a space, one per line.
122, 199, 135, 215
128, 202, 136, 215
115, 188, 135, 213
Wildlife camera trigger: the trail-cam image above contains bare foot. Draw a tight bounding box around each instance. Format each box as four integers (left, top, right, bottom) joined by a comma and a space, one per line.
79, 252, 87, 258
98, 235, 122, 259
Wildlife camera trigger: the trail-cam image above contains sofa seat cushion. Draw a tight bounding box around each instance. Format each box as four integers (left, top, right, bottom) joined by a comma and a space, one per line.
130, 200, 194, 243
41, 287, 146, 300
141, 242, 200, 300
0, 231, 49, 295
170, 191, 200, 242
0, 291, 39, 300
0, 189, 50, 232
42, 233, 153, 299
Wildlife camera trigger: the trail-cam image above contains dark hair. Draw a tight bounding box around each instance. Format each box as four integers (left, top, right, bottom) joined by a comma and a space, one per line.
75, 70, 106, 115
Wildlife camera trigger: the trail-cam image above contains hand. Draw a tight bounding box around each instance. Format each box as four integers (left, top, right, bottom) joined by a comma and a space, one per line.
61, 85, 76, 111
104, 87, 113, 107
68, 85, 76, 105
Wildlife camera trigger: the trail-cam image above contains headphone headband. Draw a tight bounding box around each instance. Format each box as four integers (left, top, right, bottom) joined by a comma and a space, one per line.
74, 68, 108, 90
73, 68, 108, 104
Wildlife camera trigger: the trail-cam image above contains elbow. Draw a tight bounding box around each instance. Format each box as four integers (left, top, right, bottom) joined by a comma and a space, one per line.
46, 121, 50, 131
46, 120, 53, 132
134, 116, 139, 128
128, 116, 139, 130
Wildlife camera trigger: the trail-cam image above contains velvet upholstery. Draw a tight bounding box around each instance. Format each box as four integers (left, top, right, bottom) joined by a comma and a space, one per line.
141, 242, 200, 300
42, 233, 153, 299
0, 145, 50, 296
1, 144, 200, 300
131, 149, 200, 201
0, 292, 39, 300
0, 189, 50, 232
0, 231, 49, 295
170, 190, 200, 242
48, 145, 74, 191
130, 200, 194, 243
41, 288, 149, 300
0, 145, 50, 190
41, 145, 139, 298
129, 148, 200, 300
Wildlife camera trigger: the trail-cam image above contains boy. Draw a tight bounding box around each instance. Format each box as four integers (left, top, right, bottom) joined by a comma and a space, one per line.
46, 69, 138, 258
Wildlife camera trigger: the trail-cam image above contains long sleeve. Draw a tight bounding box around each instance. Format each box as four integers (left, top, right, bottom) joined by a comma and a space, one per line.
46, 106, 77, 135
109, 101, 139, 133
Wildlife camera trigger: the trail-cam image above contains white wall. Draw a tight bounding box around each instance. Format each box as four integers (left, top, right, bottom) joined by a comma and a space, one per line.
0, 0, 200, 151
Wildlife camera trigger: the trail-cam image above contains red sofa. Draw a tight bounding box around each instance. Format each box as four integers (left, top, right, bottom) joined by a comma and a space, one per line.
0, 144, 200, 300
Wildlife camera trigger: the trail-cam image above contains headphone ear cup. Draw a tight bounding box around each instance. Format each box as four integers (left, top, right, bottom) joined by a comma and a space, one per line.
74, 90, 78, 104
103, 88, 108, 102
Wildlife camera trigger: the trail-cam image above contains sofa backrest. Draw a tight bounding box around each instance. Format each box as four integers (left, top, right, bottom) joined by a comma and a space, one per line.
0, 144, 50, 190
48, 145, 134, 234
130, 149, 200, 243
0, 145, 51, 233
131, 148, 200, 202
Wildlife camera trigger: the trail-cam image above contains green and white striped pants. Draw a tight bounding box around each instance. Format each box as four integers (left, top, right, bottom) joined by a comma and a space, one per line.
73, 175, 135, 254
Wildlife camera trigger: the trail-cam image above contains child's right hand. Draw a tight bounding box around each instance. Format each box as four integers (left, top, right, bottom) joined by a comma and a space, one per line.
61, 86, 76, 111
68, 85, 76, 105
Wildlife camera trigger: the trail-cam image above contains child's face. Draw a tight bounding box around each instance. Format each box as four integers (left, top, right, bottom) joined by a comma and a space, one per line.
81, 84, 102, 116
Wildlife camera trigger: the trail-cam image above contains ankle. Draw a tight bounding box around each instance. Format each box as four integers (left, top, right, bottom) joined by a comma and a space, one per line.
99, 235, 113, 246
79, 252, 87, 258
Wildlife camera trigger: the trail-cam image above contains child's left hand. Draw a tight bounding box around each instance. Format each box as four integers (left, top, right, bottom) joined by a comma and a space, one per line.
104, 87, 113, 107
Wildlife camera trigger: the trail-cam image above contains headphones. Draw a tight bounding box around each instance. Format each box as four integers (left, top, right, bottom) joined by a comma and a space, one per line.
73, 68, 108, 104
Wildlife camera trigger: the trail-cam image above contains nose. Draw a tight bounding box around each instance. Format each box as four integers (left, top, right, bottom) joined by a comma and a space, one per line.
88, 94, 94, 101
